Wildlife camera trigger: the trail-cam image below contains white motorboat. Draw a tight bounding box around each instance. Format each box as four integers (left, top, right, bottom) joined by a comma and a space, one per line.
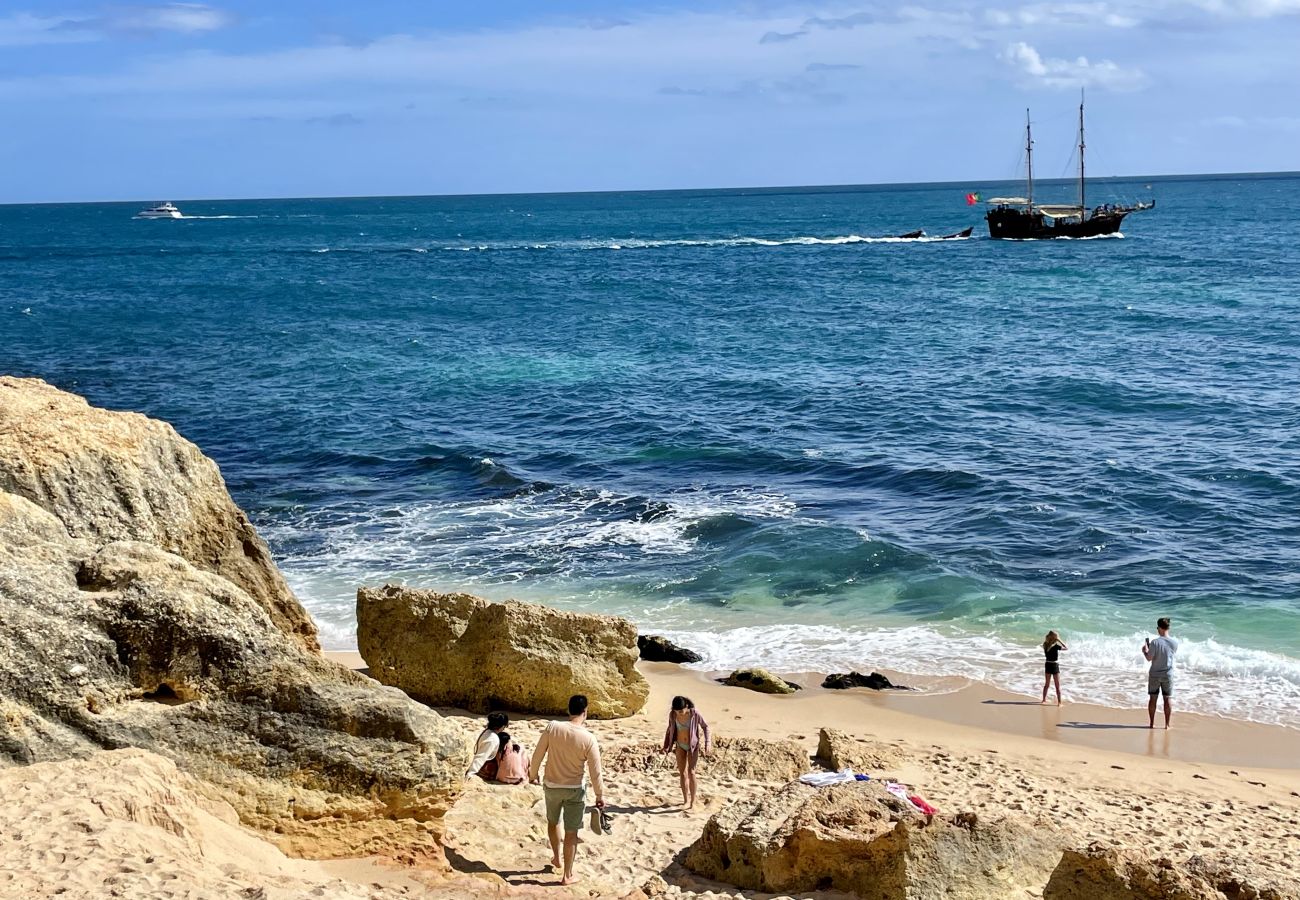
136, 202, 183, 219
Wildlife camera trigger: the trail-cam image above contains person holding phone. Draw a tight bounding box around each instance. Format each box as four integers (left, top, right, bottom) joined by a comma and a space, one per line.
1041, 631, 1068, 705
1142, 617, 1178, 729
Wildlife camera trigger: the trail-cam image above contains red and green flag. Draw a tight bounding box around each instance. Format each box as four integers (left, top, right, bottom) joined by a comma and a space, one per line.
965, 191, 981, 206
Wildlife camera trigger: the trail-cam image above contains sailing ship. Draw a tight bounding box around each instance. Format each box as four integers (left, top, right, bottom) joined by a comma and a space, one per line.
985, 98, 1152, 240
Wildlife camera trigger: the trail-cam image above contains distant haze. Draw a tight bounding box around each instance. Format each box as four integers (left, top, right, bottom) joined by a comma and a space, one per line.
3, 1, 1298, 203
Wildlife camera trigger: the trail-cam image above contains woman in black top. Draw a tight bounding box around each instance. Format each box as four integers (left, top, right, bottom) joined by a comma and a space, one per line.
1041, 630, 1068, 705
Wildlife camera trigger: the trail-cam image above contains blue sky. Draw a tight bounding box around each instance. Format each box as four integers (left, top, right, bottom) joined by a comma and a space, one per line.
2, 1, 1297, 201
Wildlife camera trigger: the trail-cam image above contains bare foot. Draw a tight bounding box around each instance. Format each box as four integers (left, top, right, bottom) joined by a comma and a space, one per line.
561, 874, 582, 885
549, 854, 561, 869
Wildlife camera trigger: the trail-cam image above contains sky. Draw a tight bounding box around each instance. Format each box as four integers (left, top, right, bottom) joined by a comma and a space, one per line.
1, 1, 1297, 201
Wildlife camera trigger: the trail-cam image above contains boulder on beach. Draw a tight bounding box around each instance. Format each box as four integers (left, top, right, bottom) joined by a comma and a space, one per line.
816, 727, 906, 774
0, 378, 468, 858
1044, 844, 1296, 900
685, 779, 1063, 899
822, 671, 912, 691
357, 586, 649, 718
720, 667, 800, 694
637, 634, 703, 664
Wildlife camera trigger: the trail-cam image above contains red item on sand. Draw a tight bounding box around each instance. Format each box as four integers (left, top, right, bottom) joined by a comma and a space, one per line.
908, 794, 938, 816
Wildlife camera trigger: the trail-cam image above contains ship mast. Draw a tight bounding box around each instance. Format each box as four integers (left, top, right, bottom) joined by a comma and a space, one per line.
1025, 108, 1034, 210
1078, 89, 1086, 218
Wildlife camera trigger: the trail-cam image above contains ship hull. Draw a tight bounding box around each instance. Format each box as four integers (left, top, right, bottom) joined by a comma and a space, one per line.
986, 208, 1127, 240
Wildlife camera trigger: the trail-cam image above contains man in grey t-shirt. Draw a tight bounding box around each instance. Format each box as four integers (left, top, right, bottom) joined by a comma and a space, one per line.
1142, 616, 1179, 729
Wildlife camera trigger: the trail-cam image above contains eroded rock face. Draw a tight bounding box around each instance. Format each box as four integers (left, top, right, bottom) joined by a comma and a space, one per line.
0, 377, 316, 650
720, 668, 800, 694
357, 586, 649, 719
685, 780, 1063, 899
0, 380, 468, 857
1044, 845, 1295, 900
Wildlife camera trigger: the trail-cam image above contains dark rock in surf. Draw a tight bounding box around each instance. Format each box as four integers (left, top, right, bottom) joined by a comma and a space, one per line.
822, 671, 912, 691
637, 634, 703, 664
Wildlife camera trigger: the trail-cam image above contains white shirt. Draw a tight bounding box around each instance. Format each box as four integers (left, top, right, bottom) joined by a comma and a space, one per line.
466, 728, 501, 779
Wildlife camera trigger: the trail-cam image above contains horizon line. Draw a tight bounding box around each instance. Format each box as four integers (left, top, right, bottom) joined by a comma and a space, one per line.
4, 168, 1298, 208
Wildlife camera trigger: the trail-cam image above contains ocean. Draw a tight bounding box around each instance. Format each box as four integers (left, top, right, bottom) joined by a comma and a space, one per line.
4, 175, 1299, 729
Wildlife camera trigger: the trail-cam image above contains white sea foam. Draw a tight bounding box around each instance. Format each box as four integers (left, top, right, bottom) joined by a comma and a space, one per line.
642, 623, 1300, 729
175, 215, 260, 219
264, 484, 797, 590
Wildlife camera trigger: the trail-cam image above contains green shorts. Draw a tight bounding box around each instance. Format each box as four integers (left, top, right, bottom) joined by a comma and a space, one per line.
1148, 672, 1173, 697
544, 786, 587, 832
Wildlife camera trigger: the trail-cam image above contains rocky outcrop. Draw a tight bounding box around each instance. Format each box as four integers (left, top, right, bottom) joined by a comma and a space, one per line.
720, 667, 800, 694
1044, 845, 1295, 900
686, 780, 1063, 899
0, 376, 316, 650
823, 671, 912, 690
604, 736, 810, 783
357, 586, 649, 719
637, 634, 703, 664
0, 379, 468, 857
816, 727, 906, 774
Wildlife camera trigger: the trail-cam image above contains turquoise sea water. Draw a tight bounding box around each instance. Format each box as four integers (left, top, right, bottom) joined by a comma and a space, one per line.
4, 175, 1299, 727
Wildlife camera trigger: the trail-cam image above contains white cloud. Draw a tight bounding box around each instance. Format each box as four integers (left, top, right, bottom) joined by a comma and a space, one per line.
985, 3, 1140, 28
0, 4, 233, 45
0, 12, 97, 46
1003, 40, 1147, 89
1180, 0, 1300, 17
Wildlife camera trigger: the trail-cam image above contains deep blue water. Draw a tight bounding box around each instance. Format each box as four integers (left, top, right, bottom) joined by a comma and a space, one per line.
4, 176, 1299, 725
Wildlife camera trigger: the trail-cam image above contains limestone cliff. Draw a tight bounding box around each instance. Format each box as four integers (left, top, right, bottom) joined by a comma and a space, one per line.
0, 378, 467, 858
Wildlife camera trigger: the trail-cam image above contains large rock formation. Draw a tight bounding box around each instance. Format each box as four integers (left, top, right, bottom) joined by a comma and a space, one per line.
1044, 845, 1295, 900
685, 780, 1063, 899
0, 378, 468, 857
0, 377, 316, 650
357, 585, 649, 718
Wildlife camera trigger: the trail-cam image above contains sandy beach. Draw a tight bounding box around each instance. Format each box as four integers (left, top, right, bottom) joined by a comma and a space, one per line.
338, 653, 1300, 897
2, 652, 1297, 899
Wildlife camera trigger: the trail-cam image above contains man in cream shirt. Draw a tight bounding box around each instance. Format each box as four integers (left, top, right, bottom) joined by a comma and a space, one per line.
529, 694, 605, 886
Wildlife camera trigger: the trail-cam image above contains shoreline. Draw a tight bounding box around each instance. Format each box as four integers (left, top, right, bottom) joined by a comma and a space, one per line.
325, 652, 1300, 769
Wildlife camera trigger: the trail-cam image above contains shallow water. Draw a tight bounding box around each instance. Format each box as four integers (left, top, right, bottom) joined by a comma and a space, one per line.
4, 176, 1299, 727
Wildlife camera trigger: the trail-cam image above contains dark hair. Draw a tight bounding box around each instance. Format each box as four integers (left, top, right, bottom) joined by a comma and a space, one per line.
496, 731, 512, 757
671, 695, 695, 711
487, 712, 509, 731
1157, 617, 1171, 631
568, 695, 589, 716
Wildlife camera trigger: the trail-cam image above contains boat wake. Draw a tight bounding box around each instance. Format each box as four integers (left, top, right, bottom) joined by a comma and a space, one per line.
175, 215, 260, 220
432, 233, 976, 253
